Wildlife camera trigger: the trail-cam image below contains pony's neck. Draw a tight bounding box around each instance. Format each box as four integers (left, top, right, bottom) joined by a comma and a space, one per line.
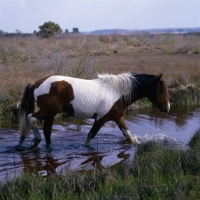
130, 74, 158, 103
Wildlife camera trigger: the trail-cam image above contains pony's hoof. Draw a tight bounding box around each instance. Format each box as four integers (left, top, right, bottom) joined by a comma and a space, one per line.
15, 145, 23, 151
29, 138, 41, 149
123, 136, 137, 145
127, 137, 137, 144
16, 136, 26, 147
45, 144, 52, 150
14, 145, 29, 152
84, 141, 91, 146
84, 137, 92, 146
130, 139, 136, 144
28, 145, 38, 151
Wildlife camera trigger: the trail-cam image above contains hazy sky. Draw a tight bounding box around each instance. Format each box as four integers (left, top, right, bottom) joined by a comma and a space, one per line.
0, 0, 199, 33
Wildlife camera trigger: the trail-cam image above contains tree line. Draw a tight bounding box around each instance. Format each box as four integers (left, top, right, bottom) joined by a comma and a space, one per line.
0, 21, 79, 38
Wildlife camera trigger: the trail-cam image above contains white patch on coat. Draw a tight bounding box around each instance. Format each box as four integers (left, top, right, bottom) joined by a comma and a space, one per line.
34, 74, 133, 119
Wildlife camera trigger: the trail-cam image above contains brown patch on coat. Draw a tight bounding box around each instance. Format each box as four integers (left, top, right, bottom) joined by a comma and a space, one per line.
36, 80, 75, 116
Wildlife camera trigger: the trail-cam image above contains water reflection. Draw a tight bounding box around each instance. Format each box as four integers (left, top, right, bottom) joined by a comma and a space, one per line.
20, 150, 65, 177
18, 147, 131, 177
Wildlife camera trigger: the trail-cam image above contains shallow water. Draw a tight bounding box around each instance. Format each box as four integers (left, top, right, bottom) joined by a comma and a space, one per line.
0, 106, 199, 183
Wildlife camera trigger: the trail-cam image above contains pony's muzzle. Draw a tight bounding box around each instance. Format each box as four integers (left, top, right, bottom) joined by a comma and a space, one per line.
160, 101, 170, 113
160, 107, 170, 113
160, 102, 170, 113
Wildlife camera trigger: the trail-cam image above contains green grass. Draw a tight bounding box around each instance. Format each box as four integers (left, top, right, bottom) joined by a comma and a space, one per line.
169, 86, 200, 106
188, 129, 200, 148
0, 103, 19, 127
1, 130, 200, 199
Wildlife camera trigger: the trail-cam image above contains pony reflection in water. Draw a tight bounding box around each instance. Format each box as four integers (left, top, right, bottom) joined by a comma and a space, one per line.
16, 73, 170, 150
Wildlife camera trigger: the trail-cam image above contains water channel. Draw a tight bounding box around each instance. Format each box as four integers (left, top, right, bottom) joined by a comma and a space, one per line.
0, 106, 199, 183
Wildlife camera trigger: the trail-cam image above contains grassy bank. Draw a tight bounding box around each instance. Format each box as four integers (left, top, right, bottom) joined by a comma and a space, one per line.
1, 129, 200, 199
0, 33, 200, 125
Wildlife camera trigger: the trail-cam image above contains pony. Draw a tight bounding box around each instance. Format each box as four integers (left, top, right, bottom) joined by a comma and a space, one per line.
16, 72, 170, 150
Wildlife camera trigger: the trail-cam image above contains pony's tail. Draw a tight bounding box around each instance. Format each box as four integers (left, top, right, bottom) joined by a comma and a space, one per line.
19, 84, 35, 139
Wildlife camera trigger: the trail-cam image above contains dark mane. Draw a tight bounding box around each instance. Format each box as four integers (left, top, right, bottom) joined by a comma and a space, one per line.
132, 73, 159, 84
130, 73, 159, 97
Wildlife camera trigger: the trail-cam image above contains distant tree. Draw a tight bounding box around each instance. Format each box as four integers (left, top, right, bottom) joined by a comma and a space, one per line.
0, 30, 4, 36
73, 28, 79, 33
38, 21, 62, 38
65, 29, 69, 34
15, 29, 21, 35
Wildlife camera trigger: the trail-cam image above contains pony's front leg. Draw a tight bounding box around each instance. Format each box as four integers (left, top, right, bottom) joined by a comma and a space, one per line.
114, 116, 136, 144
27, 114, 42, 149
85, 116, 108, 146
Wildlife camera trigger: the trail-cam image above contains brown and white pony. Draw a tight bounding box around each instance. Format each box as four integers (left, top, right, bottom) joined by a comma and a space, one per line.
16, 73, 170, 150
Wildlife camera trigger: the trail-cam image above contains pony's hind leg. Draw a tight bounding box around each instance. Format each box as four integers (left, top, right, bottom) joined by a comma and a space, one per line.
27, 113, 42, 149
29, 110, 56, 149
114, 116, 136, 144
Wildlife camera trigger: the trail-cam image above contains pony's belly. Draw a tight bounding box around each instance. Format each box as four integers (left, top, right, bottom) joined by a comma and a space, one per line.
71, 96, 118, 119
72, 107, 97, 119
71, 103, 95, 119
72, 105, 110, 119
70, 100, 102, 119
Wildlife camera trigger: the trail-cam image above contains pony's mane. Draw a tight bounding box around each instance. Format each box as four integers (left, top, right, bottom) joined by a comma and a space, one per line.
97, 72, 133, 96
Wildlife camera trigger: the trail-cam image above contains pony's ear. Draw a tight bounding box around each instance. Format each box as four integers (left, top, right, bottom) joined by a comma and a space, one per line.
158, 73, 163, 81
157, 73, 167, 92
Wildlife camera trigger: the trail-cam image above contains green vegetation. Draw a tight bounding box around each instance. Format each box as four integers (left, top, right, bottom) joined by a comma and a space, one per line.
1, 129, 200, 199
38, 21, 62, 38
169, 86, 200, 106
0, 104, 19, 128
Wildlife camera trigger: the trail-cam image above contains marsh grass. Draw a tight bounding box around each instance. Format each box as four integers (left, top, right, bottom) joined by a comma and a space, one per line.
169, 85, 200, 106
67, 53, 102, 78
0, 34, 199, 85
188, 129, 200, 148
0, 33, 200, 126
0, 103, 19, 127
1, 130, 200, 199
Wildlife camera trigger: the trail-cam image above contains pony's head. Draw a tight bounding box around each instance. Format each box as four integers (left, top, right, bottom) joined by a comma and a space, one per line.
147, 74, 170, 113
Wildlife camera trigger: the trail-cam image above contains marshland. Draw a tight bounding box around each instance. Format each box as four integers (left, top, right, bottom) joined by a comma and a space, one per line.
0, 32, 200, 199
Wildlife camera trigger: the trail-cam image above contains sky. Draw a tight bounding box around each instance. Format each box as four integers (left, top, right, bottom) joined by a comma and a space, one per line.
0, 0, 199, 33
